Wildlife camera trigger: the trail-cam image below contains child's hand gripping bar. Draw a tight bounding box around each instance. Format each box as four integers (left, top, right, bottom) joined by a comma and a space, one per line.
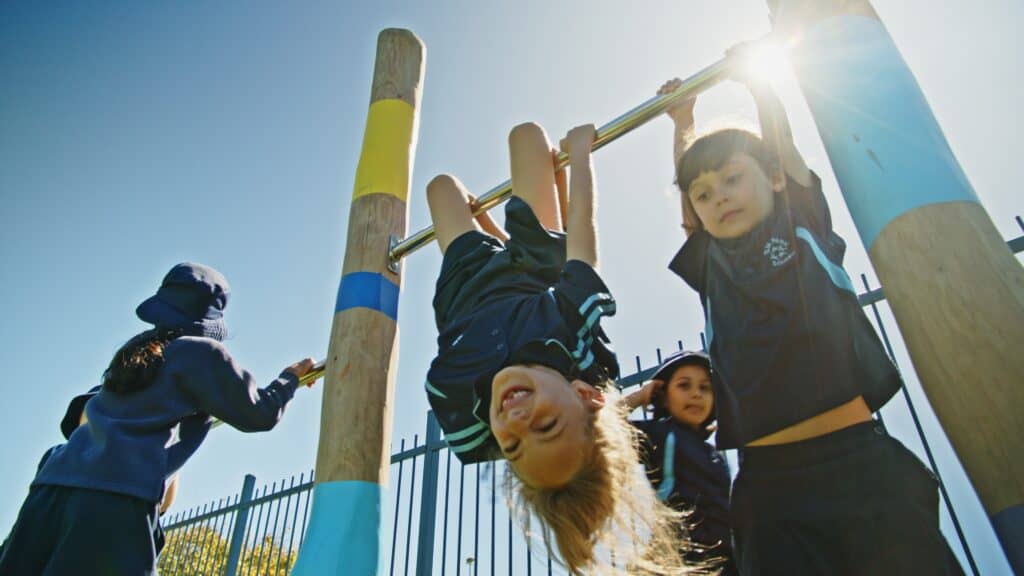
209, 359, 326, 430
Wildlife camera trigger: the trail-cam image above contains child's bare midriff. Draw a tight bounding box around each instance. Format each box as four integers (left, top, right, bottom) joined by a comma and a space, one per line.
746, 395, 872, 447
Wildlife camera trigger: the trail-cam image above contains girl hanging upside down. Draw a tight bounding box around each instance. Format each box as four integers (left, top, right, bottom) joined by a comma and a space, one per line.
424, 122, 690, 575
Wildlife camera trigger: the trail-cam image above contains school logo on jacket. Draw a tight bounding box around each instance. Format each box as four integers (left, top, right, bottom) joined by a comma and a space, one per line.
763, 237, 794, 267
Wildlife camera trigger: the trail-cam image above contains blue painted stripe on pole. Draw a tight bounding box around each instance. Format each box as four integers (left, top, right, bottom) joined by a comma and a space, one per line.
794, 15, 978, 250
335, 272, 400, 320
290, 481, 385, 575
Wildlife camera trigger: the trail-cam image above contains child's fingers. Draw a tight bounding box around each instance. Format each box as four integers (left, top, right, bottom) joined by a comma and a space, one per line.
657, 78, 683, 96
285, 357, 316, 378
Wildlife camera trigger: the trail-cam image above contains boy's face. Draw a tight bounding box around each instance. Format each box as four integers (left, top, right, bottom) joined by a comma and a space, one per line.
489, 364, 604, 488
686, 152, 783, 239
663, 364, 713, 431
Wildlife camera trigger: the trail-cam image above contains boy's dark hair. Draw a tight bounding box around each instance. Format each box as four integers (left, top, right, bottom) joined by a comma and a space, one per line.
102, 330, 180, 395
676, 128, 780, 235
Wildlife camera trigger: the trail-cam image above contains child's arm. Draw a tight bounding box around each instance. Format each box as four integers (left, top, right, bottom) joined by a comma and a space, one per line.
746, 80, 812, 187
657, 78, 697, 167
561, 124, 599, 268
623, 379, 663, 411
728, 43, 812, 187
160, 474, 179, 515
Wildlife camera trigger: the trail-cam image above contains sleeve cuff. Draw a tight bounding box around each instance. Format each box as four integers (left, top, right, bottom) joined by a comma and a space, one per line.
276, 371, 301, 395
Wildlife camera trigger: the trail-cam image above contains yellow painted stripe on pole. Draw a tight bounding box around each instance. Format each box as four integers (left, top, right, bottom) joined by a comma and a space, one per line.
352, 99, 415, 202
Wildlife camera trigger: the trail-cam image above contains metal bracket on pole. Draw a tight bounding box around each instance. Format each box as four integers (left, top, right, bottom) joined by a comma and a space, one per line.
387, 234, 402, 274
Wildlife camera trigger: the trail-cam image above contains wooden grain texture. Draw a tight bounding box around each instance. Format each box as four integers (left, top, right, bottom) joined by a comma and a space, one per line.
316, 29, 423, 485
871, 201, 1024, 515
370, 29, 424, 107
317, 308, 401, 483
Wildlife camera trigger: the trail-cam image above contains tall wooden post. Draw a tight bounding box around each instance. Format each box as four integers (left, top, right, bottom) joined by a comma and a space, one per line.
775, 1, 1024, 569
292, 28, 424, 575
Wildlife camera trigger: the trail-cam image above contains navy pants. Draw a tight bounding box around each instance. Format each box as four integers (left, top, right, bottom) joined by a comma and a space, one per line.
731, 421, 965, 576
0, 485, 163, 576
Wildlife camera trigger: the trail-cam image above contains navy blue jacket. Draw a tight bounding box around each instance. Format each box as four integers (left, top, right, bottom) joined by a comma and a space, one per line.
34, 334, 298, 502
633, 418, 732, 552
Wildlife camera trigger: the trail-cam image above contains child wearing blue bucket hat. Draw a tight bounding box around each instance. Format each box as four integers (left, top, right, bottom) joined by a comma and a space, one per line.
0, 262, 320, 576
626, 350, 735, 575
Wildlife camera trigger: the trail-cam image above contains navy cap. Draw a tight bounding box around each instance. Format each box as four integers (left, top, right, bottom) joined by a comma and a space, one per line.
651, 349, 711, 383
60, 386, 101, 440
650, 350, 715, 429
136, 263, 230, 341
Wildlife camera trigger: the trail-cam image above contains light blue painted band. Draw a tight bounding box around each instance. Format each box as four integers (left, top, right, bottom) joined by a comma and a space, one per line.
656, 431, 676, 501
290, 481, 385, 575
335, 271, 400, 320
794, 15, 978, 250
795, 227, 856, 294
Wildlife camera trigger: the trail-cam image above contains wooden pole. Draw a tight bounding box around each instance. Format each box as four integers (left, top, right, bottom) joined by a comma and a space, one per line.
292, 28, 424, 575
775, 1, 1024, 570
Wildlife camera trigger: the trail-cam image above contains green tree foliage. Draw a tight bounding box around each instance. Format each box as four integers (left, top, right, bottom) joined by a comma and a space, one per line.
158, 525, 297, 576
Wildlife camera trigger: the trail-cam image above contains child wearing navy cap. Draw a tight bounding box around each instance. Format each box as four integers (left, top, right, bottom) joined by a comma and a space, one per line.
626, 350, 735, 575
0, 262, 319, 576
655, 54, 964, 575
425, 123, 686, 574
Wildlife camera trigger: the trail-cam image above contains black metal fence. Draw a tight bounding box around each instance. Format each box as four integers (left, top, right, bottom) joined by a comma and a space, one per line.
159, 222, 1024, 575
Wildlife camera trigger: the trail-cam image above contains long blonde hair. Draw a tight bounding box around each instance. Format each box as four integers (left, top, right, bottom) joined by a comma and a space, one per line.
508, 387, 701, 575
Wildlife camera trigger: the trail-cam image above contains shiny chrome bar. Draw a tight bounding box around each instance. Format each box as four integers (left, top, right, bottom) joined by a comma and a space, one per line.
387, 55, 733, 264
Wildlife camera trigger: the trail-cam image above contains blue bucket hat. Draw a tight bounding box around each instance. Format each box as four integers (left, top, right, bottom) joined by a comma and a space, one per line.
136, 263, 230, 341
650, 350, 716, 433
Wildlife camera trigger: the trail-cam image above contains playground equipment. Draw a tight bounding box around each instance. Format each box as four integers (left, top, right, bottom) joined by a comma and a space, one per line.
291, 29, 424, 575
290, 1, 1022, 571
772, 1, 1023, 570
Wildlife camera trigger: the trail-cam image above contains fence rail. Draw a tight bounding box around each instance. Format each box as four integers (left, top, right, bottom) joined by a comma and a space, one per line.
160, 224, 1024, 576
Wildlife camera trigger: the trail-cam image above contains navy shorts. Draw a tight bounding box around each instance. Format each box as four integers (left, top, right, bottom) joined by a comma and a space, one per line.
0, 484, 163, 576
433, 196, 566, 330
731, 421, 965, 576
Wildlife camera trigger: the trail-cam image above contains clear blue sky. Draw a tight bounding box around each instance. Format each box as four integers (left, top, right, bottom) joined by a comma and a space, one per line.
1, 1, 1019, 573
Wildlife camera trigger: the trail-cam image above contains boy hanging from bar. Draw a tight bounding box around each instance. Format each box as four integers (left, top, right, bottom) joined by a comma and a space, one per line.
657, 41, 965, 575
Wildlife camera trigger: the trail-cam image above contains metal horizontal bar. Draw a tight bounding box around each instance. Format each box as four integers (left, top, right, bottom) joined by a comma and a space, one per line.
388, 55, 734, 264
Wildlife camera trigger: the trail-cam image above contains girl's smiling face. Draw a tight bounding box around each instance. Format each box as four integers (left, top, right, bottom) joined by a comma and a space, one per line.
489, 364, 604, 488
662, 364, 714, 430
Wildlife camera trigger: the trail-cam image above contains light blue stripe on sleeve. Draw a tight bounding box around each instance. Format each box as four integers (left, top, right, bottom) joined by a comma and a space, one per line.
443, 421, 487, 442
290, 481, 384, 575
704, 297, 714, 350
795, 227, 855, 295
448, 428, 491, 454
656, 432, 677, 501
424, 380, 448, 399
577, 292, 613, 319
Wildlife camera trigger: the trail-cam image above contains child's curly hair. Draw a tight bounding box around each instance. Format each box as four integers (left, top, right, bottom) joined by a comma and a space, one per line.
507, 386, 701, 575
